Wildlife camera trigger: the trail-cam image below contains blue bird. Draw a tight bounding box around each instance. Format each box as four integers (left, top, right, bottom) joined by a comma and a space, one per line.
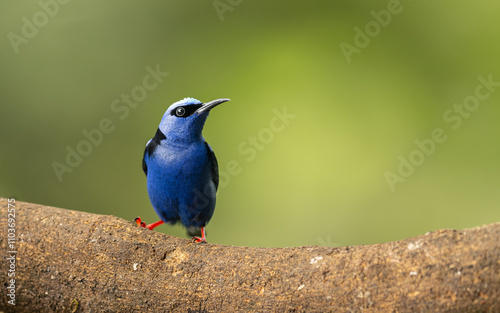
134, 97, 230, 242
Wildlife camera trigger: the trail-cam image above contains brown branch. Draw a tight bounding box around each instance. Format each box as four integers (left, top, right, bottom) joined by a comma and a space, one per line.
1, 197, 499, 312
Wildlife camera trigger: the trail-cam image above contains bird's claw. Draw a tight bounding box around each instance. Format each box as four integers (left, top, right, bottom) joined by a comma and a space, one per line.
191, 236, 206, 243
134, 217, 146, 228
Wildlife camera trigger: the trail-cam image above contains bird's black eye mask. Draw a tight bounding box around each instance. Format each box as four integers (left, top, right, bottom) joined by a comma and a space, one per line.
171, 104, 203, 118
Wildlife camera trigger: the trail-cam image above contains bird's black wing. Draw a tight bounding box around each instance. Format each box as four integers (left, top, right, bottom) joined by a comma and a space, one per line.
142, 128, 166, 176
204, 142, 219, 191
142, 147, 148, 176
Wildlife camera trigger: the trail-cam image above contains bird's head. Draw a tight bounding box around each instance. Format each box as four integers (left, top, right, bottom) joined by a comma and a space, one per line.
158, 97, 230, 143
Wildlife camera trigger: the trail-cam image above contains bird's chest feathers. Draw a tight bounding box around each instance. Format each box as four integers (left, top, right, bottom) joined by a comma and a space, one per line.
150, 142, 208, 178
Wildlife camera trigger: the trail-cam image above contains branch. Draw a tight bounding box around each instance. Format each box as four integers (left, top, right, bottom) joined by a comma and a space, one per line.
1, 197, 499, 312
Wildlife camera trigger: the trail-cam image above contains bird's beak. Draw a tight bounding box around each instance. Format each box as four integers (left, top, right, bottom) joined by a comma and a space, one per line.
196, 98, 231, 115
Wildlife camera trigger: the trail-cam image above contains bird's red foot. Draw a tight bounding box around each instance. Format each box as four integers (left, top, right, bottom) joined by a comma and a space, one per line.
134, 217, 146, 228
192, 236, 206, 243
133, 217, 164, 230
191, 226, 207, 243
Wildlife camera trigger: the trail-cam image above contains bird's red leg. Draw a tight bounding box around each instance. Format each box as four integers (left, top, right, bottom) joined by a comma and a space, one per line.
134, 217, 164, 230
146, 220, 164, 230
192, 226, 207, 243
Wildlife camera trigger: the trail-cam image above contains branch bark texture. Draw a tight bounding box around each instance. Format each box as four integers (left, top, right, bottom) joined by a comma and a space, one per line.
1, 197, 499, 312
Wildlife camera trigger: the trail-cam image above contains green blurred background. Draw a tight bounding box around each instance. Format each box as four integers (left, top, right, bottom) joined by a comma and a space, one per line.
1, 1, 499, 247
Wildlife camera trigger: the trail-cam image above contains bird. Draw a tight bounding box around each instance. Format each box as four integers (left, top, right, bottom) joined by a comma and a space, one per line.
134, 97, 230, 243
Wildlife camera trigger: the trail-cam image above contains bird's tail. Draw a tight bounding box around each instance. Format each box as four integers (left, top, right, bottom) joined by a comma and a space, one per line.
186, 226, 202, 237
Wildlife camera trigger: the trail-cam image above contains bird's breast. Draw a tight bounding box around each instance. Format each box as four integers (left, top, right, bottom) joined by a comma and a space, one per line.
149, 142, 210, 176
